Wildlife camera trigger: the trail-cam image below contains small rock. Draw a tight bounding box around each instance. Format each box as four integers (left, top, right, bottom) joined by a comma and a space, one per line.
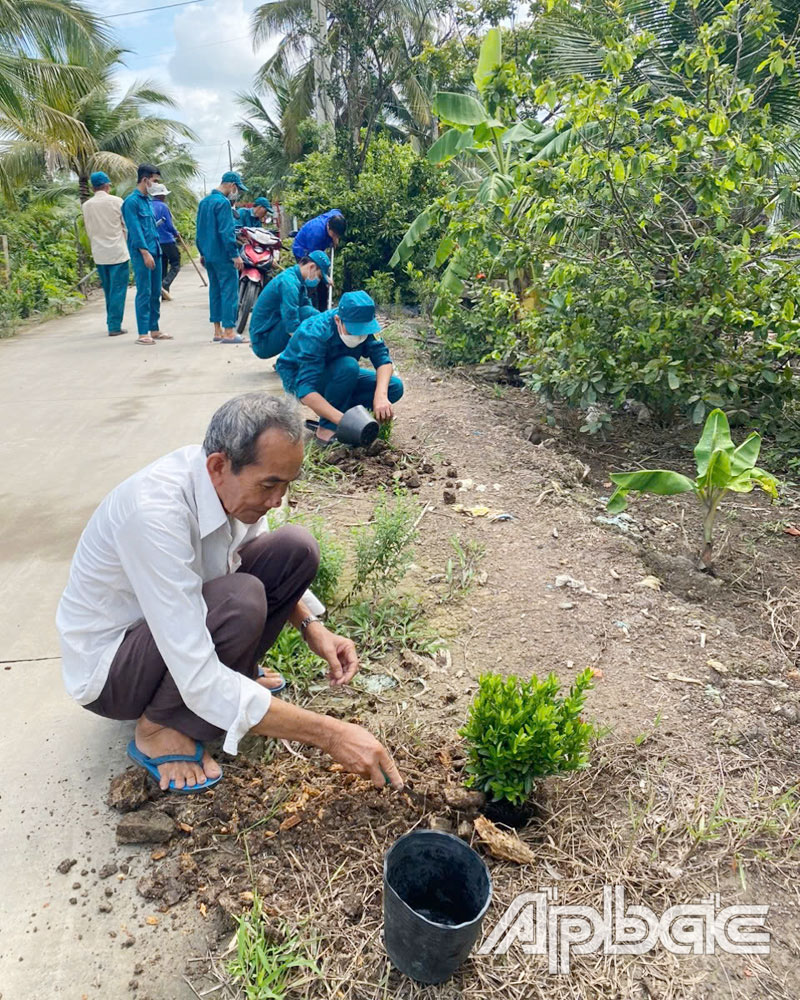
443, 489, 456, 505
116, 809, 175, 845
403, 474, 421, 489
778, 704, 799, 724
446, 467, 458, 479
107, 770, 151, 813
707, 659, 728, 675
366, 439, 388, 457
98, 903, 112, 914
57, 858, 77, 875
457, 820, 474, 840
121, 936, 135, 949
420, 462, 435, 474
340, 893, 363, 922
443, 788, 486, 812
429, 816, 455, 834
72, 882, 81, 890
69, 898, 77, 905
98, 862, 118, 880
104, 887, 114, 898
559, 601, 575, 610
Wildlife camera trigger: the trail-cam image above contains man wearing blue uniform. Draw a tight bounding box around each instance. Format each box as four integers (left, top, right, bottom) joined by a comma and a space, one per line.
121, 163, 171, 345
250, 251, 331, 360
196, 170, 246, 344
236, 197, 273, 231
276, 290, 403, 445
292, 209, 345, 310
150, 183, 181, 301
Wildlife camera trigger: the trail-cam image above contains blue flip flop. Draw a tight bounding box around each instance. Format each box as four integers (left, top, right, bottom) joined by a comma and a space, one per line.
126, 739, 223, 795
257, 668, 287, 693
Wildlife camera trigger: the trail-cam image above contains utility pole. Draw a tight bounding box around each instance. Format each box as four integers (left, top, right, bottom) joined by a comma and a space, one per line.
227, 140, 233, 171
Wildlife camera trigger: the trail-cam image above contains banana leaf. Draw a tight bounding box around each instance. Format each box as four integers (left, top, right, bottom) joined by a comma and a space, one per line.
432, 92, 488, 127
607, 469, 695, 513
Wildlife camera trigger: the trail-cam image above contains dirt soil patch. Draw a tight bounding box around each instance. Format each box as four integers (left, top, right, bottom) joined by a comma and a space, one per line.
107, 326, 800, 999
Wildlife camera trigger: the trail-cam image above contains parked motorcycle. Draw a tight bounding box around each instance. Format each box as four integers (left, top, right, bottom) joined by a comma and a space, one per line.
235, 227, 282, 333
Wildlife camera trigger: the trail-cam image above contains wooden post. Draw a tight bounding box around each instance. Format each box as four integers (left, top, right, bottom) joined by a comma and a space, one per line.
1, 234, 9, 284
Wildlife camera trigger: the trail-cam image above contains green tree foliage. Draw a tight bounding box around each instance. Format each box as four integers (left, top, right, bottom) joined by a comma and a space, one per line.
394, 1, 800, 455
0, 41, 197, 203
282, 135, 446, 294
0, 196, 84, 333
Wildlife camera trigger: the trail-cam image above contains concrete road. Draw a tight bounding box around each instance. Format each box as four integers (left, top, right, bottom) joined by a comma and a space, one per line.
0, 267, 281, 998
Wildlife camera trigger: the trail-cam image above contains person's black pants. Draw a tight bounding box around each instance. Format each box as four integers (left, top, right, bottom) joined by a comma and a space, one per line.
161, 241, 181, 291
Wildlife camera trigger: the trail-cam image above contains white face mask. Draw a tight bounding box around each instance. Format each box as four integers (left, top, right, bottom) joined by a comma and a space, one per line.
228, 186, 238, 203
339, 330, 368, 349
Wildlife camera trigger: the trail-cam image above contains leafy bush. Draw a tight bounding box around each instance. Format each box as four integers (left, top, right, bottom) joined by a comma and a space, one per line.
262, 628, 327, 696
282, 136, 446, 299
347, 487, 419, 603
459, 669, 595, 805
0, 198, 83, 333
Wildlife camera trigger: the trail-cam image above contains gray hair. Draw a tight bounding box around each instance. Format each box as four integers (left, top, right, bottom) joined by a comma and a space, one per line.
203, 393, 303, 472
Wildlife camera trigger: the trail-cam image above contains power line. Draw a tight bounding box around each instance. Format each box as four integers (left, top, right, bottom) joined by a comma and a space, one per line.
106, 0, 206, 19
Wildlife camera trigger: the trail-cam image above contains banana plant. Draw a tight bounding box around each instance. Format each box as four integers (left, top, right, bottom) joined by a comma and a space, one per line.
389, 28, 545, 303
607, 409, 779, 569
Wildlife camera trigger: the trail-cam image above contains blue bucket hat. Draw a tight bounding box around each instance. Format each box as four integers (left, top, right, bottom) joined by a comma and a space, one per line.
337, 290, 380, 337
221, 170, 248, 192
308, 250, 332, 285
253, 197, 272, 210
90, 171, 111, 188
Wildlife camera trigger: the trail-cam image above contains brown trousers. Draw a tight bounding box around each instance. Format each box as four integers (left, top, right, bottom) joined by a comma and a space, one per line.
85, 525, 319, 741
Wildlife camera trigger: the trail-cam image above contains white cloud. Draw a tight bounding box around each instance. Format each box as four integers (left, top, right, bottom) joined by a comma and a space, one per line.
94, 0, 276, 189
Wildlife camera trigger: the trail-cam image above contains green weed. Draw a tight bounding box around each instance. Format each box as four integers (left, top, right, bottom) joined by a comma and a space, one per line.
444, 535, 485, 598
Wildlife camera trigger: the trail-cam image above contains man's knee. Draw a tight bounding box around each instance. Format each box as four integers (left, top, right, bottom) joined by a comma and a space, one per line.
208, 572, 267, 645
273, 524, 320, 577
329, 356, 360, 382
388, 376, 404, 404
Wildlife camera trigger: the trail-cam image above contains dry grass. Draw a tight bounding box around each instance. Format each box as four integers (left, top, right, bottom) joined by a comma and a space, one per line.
188, 721, 800, 1000
765, 587, 800, 668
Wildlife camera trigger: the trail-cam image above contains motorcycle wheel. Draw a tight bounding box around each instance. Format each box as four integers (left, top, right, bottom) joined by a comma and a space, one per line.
237, 281, 260, 334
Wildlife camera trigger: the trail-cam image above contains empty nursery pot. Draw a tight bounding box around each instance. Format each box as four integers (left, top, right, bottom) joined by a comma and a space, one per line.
336, 404, 380, 447
383, 829, 492, 984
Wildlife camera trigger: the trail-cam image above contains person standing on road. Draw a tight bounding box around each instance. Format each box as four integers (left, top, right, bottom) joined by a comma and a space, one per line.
121, 163, 173, 345
81, 171, 130, 338
250, 251, 330, 360
149, 182, 181, 301
196, 171, 246, 344
56, 393, 404, 795
235, 196, 273, 231
292, 209, 345, 310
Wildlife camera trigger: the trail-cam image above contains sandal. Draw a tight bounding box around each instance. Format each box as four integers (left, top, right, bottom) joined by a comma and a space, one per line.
136, 336, 155, 345
126, 739, 222, 794
150, 331, 173, 340
257, 667, 287, 693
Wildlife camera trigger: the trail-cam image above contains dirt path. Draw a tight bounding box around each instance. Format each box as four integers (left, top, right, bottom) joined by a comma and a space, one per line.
122, 328, 799, 1000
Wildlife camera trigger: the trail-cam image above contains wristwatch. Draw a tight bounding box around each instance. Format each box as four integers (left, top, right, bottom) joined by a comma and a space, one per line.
299, 615, 321, 632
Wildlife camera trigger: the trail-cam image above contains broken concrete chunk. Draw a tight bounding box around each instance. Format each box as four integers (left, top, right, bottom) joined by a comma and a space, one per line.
107, 769, 151, 813
116, 808, 175, 845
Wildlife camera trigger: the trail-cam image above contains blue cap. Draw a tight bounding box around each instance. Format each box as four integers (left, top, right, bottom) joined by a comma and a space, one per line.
308, 250, 332, 285
253, 197, 271, 210
221, 170, 248, 192
337, 290, 380, 337
90, 171, 111, 188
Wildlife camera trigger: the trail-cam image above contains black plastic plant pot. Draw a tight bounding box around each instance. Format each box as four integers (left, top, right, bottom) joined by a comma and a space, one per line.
383, 830, 492, 984
336, 404, 380, 447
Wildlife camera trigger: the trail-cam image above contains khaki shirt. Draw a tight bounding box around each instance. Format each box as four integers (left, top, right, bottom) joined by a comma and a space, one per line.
82, 190, 130, 265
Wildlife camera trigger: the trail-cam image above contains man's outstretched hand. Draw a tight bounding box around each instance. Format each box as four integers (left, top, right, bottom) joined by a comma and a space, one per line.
325, 719, 403, 789
304, 623, 359, 686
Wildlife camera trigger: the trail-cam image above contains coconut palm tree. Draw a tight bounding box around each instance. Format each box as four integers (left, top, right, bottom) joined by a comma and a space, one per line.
250, 0, 451, 174
0, 43, 198, 202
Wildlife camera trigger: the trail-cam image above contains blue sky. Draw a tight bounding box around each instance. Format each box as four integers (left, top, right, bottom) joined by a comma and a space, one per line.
87, 0, 277, 191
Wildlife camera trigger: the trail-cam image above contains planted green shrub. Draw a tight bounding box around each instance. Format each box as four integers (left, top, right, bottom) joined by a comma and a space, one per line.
347, 487, 419, 603
460, 669, 595, 806
607, 408, 778, 568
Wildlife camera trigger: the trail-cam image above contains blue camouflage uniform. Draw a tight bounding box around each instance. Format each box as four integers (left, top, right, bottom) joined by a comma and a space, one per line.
235, 207, 263, 230
121, 188, 162, 336
292, 209, 343, 260
275, 309, 404, 430
196, 189, 239, 329
250, 265, 318, 359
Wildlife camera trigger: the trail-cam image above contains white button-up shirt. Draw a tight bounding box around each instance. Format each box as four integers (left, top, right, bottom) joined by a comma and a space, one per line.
56, 445, 273, 755
82, 189, 131, 265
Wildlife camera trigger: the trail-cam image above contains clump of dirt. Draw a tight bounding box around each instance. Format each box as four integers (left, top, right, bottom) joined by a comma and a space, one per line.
321, 438, 438, 493
110, 729, 482, 925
